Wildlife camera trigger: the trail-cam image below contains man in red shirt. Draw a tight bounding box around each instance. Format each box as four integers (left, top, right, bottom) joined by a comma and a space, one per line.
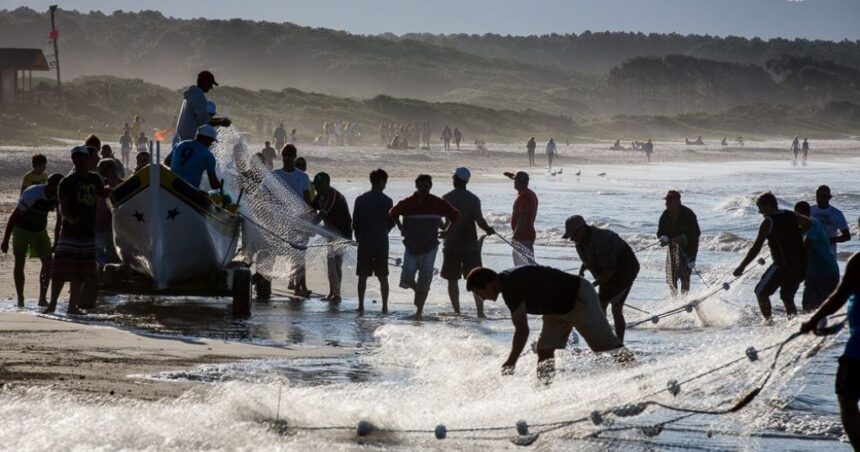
504, 171, 538, 266
390, 174, 459, 318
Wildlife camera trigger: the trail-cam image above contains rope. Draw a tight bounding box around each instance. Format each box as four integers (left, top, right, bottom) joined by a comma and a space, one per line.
496, 234, 537, 265
239, 212, 354, 251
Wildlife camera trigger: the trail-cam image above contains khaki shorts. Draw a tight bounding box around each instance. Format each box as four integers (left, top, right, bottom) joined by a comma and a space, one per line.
538, 281, 623, 352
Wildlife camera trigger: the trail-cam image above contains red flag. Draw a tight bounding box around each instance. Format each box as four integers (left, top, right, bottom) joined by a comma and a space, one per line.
49, 30, 59, 41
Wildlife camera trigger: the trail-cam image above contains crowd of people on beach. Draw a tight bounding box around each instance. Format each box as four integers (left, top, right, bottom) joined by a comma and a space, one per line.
2, 69, 857, 446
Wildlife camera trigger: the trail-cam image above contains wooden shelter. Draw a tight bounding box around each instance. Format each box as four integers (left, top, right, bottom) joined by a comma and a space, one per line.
0, 48, 50, 105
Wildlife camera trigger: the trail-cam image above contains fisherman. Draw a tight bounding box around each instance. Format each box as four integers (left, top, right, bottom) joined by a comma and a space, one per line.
165, 125, 222, 190
526, 137, 536, 166
441, 167, 496, 317
657, 190, 701, 296
794, 201, 839, 312
466, 266, 625, 384
389, 174, 459, 319
733, 192, 806, 321
791, 136, 800, 161
21, 153, 48, 193
503, 171, 538, 266
175, 70, 231, 142
273, 123, 287, 150
44, 146, 109, 315
800, 225, 860, 450
811, 185, 851, 255
95, 159, 122, 266
802, 138, 810, 161
84, 135, 102, 172
546, 138, 557, 170
272, 144, 312, 298
2, 173, 63, 307
119, 128, 133, 168
353, 169, 395, 313
311, 172, 352, 304
261, 141, 277, 170
295, 157, 315, 202
565, 215, 640, 343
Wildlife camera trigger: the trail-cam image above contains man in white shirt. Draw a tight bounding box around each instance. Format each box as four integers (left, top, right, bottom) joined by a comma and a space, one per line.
270, 144, 313, 297
811, 185, 851, 255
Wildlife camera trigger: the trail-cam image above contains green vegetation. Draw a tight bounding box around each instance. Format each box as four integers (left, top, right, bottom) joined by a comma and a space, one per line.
1, 76, 856, 147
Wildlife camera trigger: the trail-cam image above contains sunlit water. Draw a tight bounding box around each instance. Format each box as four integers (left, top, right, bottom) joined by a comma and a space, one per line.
2, 146, 859, 450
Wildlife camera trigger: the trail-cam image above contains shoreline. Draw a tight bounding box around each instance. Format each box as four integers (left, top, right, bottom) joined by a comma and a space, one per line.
0, 312, 350, 401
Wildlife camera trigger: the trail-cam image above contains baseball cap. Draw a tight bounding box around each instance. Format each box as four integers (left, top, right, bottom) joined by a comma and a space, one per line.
514, 171, 529, 182
313, 172, 330, 186
561, 215, 587, 239
664, 190, 681, 200
196, 124, 218, 140
70, 146, 89, 157
197, 70, 218, 86
453, 167, 471, 183
206, 100, 217, 115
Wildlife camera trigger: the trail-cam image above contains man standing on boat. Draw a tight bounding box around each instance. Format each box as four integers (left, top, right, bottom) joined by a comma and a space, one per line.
657, 190, 701, 297
311, 172, 352, 304
175, 71, 232, 142
165, 125, 222, 191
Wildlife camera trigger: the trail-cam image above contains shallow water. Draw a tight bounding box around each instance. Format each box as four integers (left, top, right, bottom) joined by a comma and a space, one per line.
3, 151, 859, 450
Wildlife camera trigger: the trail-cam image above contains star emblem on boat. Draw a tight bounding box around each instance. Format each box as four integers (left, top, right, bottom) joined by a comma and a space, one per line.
133, 211, 145, 223
166, 207, 180, 220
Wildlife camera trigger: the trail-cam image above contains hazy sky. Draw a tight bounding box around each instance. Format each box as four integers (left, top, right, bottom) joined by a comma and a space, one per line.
3, 0, 859, 41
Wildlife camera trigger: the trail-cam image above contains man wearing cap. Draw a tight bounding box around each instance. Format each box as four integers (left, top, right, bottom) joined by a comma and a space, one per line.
564, 215, 640, 343
165, 125, 222, 190
657, 190, 701, 296
45, 146, 109, 315
503, 171, 538, 266
311, 172, 352, 303
175, 70, 232, 142
390, 174, 459, 318
466, 266, 625, 384
2, 173, 64, 308
441, 167, 496, 317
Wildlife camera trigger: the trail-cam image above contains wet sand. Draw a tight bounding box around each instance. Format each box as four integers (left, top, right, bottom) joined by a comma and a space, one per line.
0, 312, 350, 401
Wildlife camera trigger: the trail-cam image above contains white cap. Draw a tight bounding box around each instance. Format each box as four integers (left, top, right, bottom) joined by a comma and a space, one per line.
453, 167, 471, 183
206, 100, 217, 115
196, 124, 218, 140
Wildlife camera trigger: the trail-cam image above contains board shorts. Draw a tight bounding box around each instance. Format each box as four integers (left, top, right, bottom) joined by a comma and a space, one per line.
52, 234, 98, 281
12, 227, 52, 259
538, 281, 623, 352
802, 276, 839, 312
356, 246, 388, 278
440, 247, 481, 280
755, 264, 802, 301
836, 356, 860, 403
399, 247, 437, 292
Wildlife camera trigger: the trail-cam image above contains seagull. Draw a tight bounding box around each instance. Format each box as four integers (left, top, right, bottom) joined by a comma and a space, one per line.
574, 170, 581, 176
597, 172, 607, 177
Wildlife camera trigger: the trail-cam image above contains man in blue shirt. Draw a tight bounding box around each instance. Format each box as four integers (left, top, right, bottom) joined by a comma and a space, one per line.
794, 201, 840, 312
166, 125, 222, 190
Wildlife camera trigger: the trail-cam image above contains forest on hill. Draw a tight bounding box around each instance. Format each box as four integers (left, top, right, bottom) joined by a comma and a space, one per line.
2, 7, 859, 118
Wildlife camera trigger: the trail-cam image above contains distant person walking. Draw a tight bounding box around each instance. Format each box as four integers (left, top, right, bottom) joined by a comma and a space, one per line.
119, 129, 133, 168
131, 116, 144, 142
526, 137, 536, 166
802, 138, 810, 162
657, 190, 701, 296
546, 138, 557, 170
261, 141, 277, 170
453, 128, 463, 151
644, 139, 654, 163
353, 169, 395, 313
791, 136, 801, 161
273, 123, 287, 150
175, 70, 231, 142
441, 167, 496, 317
136, 131, 148, 152
441, 126, 453, 151
389, 174, 459, 319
